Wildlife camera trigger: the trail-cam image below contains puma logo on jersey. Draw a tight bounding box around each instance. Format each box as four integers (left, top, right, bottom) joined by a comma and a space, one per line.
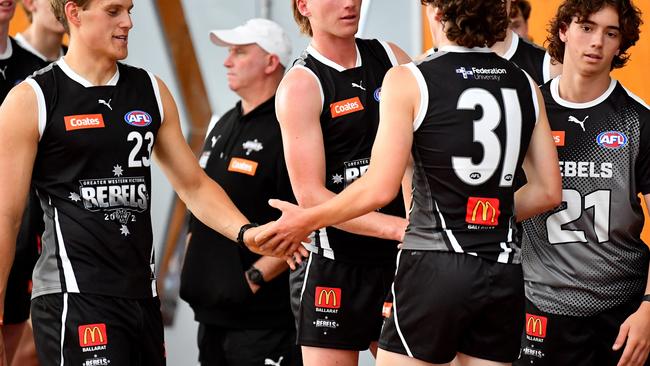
0, 66, 7, 80
265, 356, 283, 366
98, 98, 113, 110
351, 81, 366, 91
330, 97, 364, 118
568, 115, 588, 131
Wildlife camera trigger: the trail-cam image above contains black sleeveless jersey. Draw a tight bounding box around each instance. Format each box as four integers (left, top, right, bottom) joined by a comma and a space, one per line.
522, 78, 650, 316
502, 31, 551, 86
293, 38, 405, 264
0, 37, 44, 102
26, 59, 163, 299
401, 46, 539, 264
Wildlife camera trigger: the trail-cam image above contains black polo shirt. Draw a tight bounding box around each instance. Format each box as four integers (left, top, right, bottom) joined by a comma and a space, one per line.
180, 96, 295, 328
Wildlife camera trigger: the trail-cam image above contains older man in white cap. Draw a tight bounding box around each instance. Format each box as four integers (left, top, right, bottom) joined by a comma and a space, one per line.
179, 18, 301, 366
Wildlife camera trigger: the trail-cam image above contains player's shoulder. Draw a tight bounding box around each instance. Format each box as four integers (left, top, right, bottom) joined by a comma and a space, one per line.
619, 83, 650, 114
516, 37, 546, 57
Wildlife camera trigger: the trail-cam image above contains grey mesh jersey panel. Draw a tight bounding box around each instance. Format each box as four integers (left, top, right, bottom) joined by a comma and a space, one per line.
523, 79, 650, 316
401, 49, 538, 264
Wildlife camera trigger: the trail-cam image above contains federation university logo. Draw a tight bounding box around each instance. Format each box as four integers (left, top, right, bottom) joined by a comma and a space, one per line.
456, 67, 474, 79
124, 110, 152, 127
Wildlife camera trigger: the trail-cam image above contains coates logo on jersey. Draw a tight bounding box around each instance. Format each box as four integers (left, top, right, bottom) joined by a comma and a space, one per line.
78, 323, 108, 348
64, 114, 105, 131
330, 97, 364, 118
315, 287, 341, 309
525, 314, 548, 339
597, 131, 628, 149
466, 197, 500, 227
552, 131, 565, 147
124, 110, 152, 127
373, 87, 381, 102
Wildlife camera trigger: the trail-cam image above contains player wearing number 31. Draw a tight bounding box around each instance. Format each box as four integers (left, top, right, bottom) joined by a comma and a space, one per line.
253, 0, 561, 365
516, 1, 650, 366
0, 0, 273, 364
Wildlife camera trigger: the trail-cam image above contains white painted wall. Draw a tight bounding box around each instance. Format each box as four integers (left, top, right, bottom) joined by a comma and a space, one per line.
124, 1, 422, 364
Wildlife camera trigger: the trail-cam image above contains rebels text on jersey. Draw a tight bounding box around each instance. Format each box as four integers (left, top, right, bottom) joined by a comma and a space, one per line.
293, 38, 406, 264
26, 59, 163, 299
401, 46, 539, 264
522, 78, 650, 316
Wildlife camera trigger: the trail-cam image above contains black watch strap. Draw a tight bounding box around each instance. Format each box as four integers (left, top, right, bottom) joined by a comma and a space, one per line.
246, 267, 265, 286
642, 294, 650, 303
237, 223, 259, 245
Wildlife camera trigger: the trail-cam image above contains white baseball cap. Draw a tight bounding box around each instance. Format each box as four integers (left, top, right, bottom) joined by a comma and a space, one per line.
209, 18, 292, 67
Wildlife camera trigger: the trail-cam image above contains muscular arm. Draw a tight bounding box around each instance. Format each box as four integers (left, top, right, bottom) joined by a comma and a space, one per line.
259, 66, 417, 252
275, 68, 406, 242
515, 85, 562, 221
0, 83, 40, 318
152, 77, 252, 243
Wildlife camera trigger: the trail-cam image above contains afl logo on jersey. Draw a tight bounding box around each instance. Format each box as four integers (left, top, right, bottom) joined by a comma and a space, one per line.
373, 88, 381, 102
597, 131, 627, 149
124, 110, 152, 127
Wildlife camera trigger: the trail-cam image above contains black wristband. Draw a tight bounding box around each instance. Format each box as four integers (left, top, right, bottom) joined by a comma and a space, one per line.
642, 294, 650, 303
237, 223, 259, 245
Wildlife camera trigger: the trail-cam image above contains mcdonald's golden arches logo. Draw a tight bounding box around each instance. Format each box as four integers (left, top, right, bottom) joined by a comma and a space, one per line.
315, 286, 341, 309
78, 323, 108, 347
525, 314, 547, 338
466, 197, 500, 226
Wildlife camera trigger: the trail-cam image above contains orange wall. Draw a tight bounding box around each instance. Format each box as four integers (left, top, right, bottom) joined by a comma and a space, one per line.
8, 7, 29, 36
422, 2, 650, 243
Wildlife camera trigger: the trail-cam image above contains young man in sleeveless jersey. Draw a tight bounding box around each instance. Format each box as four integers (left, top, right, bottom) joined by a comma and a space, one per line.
254, 0, 562, 365
516, 1, 650, 365
271, 1, 410, 365
0, 0, 280, 364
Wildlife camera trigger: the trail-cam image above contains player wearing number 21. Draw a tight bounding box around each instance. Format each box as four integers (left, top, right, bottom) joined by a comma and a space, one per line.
517, 1, 650, 365
252, 0, 561, 364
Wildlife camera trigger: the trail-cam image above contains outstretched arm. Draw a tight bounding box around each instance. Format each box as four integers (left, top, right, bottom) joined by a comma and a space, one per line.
257, 65, 418, 255
515, 84, 562, 221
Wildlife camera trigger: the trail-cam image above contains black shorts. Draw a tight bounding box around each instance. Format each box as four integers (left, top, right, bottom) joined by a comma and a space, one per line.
379, 250, 525, 364
197, 323, 301, 366
31, 293, 165, 366
289, 252, 395, 350
515, 298, 650, 366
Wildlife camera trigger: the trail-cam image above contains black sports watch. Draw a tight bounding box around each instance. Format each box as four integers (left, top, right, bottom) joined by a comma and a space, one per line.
246, 267, 265, 286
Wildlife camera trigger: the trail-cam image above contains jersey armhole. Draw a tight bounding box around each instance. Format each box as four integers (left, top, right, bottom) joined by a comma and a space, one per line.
24, 78, 47, 141
522, 70, 540, 125
542, 52, 552, 84
379, 40, 399, 66
291, 65, 324, 114
146, 71, 165, 123
404, 63, 428, 131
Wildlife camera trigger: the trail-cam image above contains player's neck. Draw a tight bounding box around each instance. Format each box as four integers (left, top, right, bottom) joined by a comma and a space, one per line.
0, 23, 8, 54
21, 25, 63, 61
558, 67, 612, 103
310, 32, 357, 69
492, 30, 514, 57
62, 47, 117, 86
239, 73, 282, 115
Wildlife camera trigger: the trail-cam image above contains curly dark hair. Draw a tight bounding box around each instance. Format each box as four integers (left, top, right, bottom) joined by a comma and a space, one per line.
420, 0, 509, 48
546, 0, 642, 69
